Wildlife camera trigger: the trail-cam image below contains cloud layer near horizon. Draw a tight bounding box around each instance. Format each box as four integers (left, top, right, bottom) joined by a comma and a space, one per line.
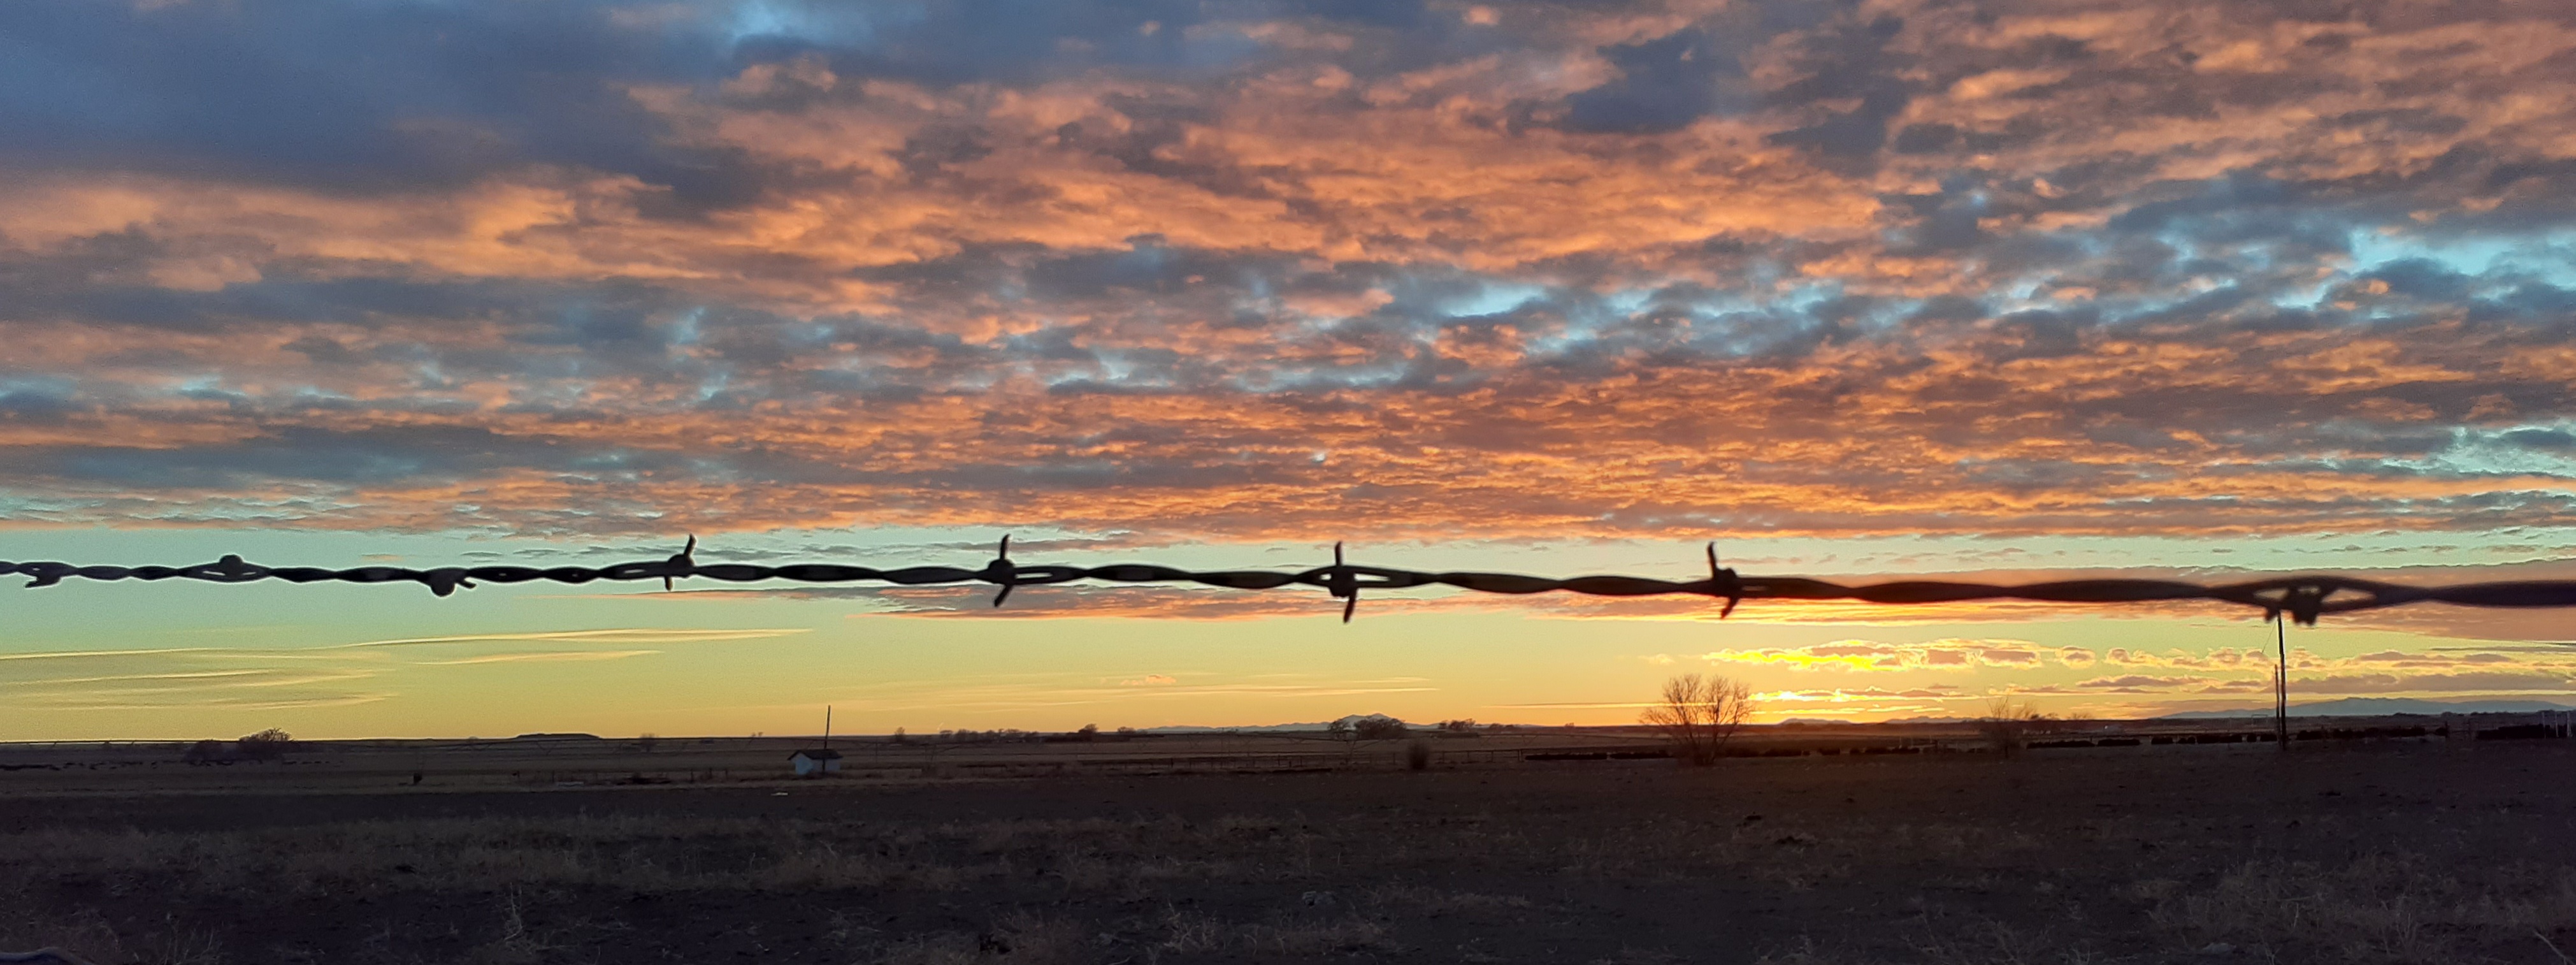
6, 0, 2576, 542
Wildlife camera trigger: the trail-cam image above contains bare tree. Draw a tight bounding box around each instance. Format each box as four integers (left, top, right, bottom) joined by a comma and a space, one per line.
1641, 674, 1754, 765
1978, 697, 2045, 757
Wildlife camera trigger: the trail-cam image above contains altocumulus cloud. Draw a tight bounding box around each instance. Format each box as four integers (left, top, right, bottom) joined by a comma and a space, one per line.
2, 1, 2575, 546
2017, 648, 2576, 696
1701, 638, 2057, 672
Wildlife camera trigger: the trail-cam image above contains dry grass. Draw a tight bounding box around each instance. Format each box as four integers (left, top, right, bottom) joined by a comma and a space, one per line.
1155, 910, 1398, 956
0, 813, 1290, 901
865, 914, 1093, 965
9, 747, 2576, 963
0, 907, 224, 965
11, 811, 2572, 963
1361, 883, 1535, 914
2145, 855, 2576, 962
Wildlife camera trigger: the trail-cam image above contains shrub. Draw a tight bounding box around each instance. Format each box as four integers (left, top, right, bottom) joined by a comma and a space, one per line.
1404, 739, 1432, 771
1353, 717, 1408, 741
234, 729, 293, 762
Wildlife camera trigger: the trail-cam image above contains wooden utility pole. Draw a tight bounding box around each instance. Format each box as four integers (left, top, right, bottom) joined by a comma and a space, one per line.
2274, 616, 2289, 751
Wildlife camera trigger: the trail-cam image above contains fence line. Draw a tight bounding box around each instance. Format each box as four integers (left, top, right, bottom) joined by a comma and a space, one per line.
11, 535, 2576, 626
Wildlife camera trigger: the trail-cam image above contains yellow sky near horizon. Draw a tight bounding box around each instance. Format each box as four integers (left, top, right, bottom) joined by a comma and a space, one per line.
6, 527, 2570, 741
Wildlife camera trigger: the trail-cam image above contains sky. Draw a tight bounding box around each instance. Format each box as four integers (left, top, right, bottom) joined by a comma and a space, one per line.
6, 0, 2576, 740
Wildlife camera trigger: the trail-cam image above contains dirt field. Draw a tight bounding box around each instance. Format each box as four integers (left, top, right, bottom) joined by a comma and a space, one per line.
4, 738, 2573, 964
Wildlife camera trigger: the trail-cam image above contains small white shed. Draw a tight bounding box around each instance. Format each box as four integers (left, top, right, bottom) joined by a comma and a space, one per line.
789, 748, 843, 776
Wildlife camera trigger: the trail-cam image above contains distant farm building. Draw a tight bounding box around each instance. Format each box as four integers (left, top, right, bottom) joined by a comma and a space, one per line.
789, 749, 843, 776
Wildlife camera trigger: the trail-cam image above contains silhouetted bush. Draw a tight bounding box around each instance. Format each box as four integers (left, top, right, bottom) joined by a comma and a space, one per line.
235, 728, 294, 762
1405, 739, 1432, 771
1353, 717, 1409, 741
2478, 723, 2565, 741
181, 739, 225, 765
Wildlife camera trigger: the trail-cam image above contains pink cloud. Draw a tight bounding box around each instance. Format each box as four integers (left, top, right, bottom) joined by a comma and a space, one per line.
3, 0, 2575, 559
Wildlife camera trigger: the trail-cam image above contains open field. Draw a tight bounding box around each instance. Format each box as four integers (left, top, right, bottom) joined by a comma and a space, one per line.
4, 734, 2575, 964
0, 716, 2496, 795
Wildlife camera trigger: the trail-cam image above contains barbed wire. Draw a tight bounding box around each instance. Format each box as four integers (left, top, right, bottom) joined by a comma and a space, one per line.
11, 535, 2576, 626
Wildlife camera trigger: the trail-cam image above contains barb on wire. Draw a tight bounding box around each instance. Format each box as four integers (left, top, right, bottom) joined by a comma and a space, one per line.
10, 538, 2576, 625
1706, 542, 1741, 619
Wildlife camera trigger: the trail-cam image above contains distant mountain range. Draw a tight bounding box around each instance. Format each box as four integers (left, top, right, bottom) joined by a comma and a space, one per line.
2161, 697, 2575, 719
1142, 713, 1406, 734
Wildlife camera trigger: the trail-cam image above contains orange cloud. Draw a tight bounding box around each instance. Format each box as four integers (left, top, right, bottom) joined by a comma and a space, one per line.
1703, 638, 2048, 672
3, 0, 2573, 554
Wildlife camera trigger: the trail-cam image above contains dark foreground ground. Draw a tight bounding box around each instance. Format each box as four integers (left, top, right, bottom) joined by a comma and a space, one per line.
4, 742, 2574, 964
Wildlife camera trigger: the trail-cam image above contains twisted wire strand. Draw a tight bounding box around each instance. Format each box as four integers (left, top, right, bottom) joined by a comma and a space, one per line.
7, 536, 2576, 626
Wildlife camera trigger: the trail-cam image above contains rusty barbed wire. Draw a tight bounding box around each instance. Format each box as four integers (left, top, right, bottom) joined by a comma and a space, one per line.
10, 536, 2576, 627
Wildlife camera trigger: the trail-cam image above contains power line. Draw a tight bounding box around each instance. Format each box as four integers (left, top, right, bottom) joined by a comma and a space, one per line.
8, 536, 2576, 625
